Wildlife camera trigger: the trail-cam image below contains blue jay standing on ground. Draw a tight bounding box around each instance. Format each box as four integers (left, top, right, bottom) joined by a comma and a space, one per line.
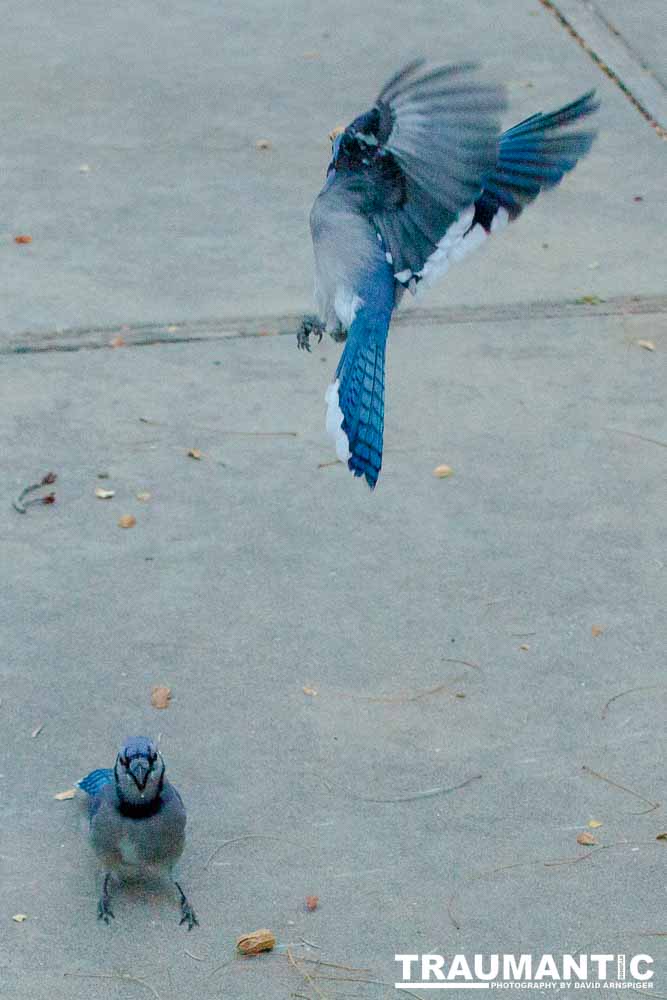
78, 736, 198, 929
299, 60, 598, 488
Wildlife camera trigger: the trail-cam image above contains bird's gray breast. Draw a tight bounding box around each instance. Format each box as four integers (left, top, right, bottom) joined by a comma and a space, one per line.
310, 177, 384, 331
89, 783, 186, 875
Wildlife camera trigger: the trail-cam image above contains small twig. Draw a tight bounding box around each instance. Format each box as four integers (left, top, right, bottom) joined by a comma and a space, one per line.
13, 471, 57, 513
299, 936, 320, 949
287, 947, 330, 1000
63, 972, 162, 1000
343, 772, 481, 804
219, 430, 298, 437
335, 681, 462, 704
581, 765, 660, 814
299, 959, 371, 973
202, 957, 236, 984
544, 839, 661, 868
317, 459, 341, 469
446, 893, 461, 931
184, 949, 207, 961
441, 657, 481, 671
601, 684, 665, 720
205, 833, 304, 868
544, 848, 600, 868
606, 428, 667, 449
510, 632, 537, 637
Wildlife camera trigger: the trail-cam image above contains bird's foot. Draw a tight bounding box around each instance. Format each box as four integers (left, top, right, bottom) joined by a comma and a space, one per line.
297, 315, 324, 352
97, 872, 114, 924
97, 894, 114, 924
329, 326, 348, 343
175, 881, 199, 930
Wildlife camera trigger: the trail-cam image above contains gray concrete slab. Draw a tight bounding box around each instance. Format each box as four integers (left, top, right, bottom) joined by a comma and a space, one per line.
2, 0, 666, 339
1, 310, 666, 998
544, 0, 667, 126
591, 0, 667, 87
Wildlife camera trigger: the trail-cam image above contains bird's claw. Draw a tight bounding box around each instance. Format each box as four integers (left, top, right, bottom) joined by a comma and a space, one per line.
297, 315, 324, 352
98, 898, 114, 924
179, 900, 199, 931
175, 880, 198, 930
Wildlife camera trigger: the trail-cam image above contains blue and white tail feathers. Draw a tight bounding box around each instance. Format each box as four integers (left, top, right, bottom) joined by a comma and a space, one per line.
325, 261, 394, 489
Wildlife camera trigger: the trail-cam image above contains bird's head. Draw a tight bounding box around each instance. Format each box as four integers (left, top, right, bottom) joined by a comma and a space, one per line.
114, 736, 165, 806
324, 106, 392, 196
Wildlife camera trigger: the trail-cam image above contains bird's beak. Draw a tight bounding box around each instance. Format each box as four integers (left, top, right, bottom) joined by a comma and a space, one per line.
328, 124, 345, 142
129, 758, 150, 790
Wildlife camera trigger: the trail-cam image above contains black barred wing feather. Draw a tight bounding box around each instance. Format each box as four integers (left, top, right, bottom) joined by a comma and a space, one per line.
339, 61, 506, 292
471, 90, 599, 230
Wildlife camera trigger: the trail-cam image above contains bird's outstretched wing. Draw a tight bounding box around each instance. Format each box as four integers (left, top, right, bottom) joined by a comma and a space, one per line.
470, 90, 599, 230
331, 60, 506, 292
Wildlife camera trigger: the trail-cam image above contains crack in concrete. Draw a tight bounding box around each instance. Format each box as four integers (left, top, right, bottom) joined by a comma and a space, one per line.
538, 0, 667, 134
3, 295, 665, 356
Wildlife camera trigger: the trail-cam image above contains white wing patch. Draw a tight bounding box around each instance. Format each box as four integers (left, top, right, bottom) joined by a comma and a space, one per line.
391, 204, 511, 295
325, 380, 351, 463
333, 288, 362, 329
491, 206, 510, 233
417, 205, 478, 290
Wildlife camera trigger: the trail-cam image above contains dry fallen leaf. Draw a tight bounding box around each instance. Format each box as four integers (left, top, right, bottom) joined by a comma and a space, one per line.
54, 788, 76, 801
95, 487, 115, 499
109, 335, 126, 348
591, 625, 604, 637
588, 819, 603, 829
637, 339, 656, 352
255, 139, 272, 150
576, 831, 597, 846
12, 914, 27, 923
519, 644, 530, 651
305, 895, 319, 911
118, 514, 136, 529
31, 723, 44, 738
14, 235, 32, 244
433, 464, 453, 479
656, 832, 667, 841
151, 685, 172, 710
187, 448, 203, 460
136, 491, 151, 502
236, 929, 276, 955
303, 686, 318, 697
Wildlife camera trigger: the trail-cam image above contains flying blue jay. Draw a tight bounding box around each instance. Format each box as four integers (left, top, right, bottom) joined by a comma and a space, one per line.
78, 736, 198, 929
299, 60, 598, 488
